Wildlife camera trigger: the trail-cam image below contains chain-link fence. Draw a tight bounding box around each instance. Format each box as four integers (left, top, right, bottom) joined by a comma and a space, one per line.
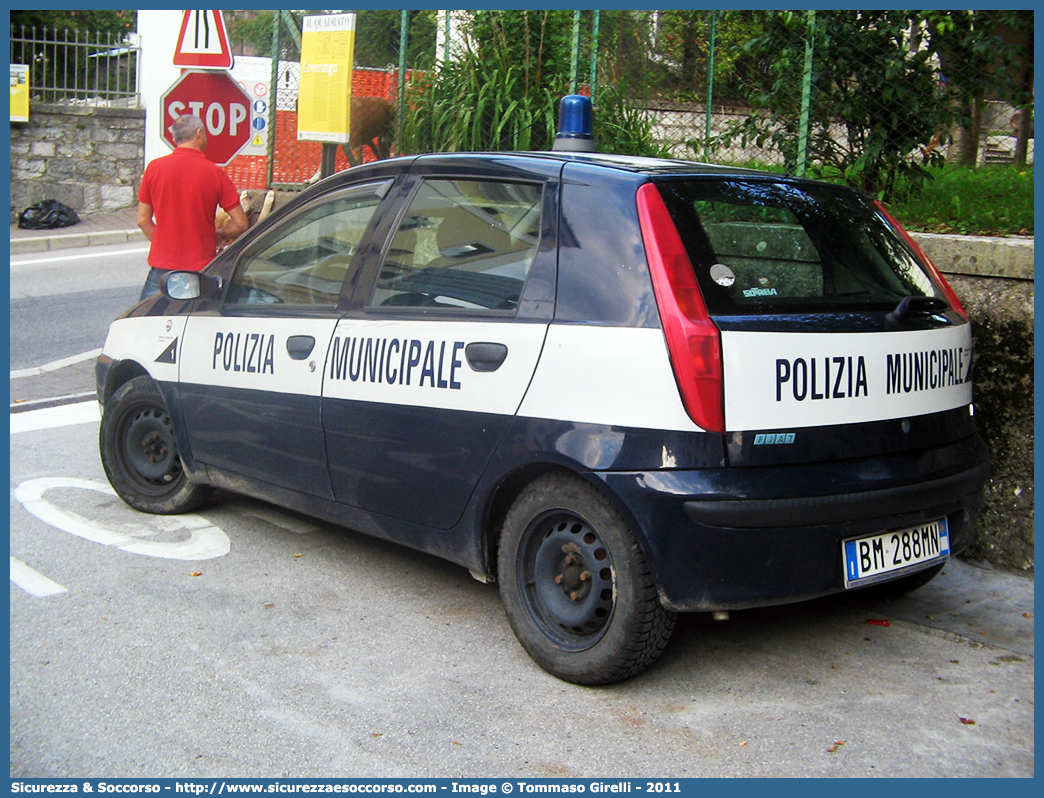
13, 11, 1031, 213
235, 9, 1031, 205
223, 10, 430, 191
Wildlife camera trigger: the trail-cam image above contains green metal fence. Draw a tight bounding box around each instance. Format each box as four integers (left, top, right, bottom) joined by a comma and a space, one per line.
14, 10, 1030, 217
251, 9, 1031, 198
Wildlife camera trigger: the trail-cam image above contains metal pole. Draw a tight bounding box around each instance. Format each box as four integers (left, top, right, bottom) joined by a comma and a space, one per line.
569, 10, 580, 94
134, 28, 142, 107
705, 11, 716, 162
280, 10, 301, 51
266, 12, 281, 188
796, 10, 816, 177
398, 10, 408, 157
589, 10, 600, 102
320, 143, 337, 179
444, 10, 451, 63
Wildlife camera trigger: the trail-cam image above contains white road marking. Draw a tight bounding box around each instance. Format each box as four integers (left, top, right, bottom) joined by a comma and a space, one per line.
14, 477, 231, 561
11, 348, 103, 380
11, 246, 150, 266
9, 556, 68, 597
10, 391, 97, 410
9, 401, 100, 434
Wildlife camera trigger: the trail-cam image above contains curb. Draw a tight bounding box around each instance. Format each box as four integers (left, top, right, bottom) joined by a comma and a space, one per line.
912, 232, 1034, 282
10, 228, 147, 255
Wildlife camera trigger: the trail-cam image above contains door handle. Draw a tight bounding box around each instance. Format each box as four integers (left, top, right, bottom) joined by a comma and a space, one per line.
286, 335, 316, 360
465, 342, 508, 372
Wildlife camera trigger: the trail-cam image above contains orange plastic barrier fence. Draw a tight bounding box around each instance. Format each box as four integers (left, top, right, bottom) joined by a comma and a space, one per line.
225, 68, 400, 191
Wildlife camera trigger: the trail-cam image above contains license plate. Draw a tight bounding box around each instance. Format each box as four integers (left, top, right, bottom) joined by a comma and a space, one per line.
843, 519, 949, 588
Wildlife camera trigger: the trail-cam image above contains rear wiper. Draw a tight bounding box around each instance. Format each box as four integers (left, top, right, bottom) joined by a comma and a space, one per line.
885, 295, 950, 328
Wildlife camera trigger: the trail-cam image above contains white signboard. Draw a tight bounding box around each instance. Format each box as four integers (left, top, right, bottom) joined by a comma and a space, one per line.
229, 56, 275, 157
722, 326, 974, 431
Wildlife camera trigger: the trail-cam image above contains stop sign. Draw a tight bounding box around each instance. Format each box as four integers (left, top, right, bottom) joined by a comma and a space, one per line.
160, 70, 252, 166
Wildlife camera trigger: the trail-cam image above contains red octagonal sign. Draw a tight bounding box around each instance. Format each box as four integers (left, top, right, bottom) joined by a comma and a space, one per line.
160, 70, 252, 166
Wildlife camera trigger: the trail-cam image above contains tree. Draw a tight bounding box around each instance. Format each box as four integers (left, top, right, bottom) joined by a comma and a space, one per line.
9, 10, 135, 37
925, 11, 1034, 166
722, 11, 954, 197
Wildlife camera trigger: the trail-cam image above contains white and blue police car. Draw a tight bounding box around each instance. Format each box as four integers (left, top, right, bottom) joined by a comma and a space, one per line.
97, 98, 989, 684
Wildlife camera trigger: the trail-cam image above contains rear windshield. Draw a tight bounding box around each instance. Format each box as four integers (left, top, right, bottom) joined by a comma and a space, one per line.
656, 179, 942, 315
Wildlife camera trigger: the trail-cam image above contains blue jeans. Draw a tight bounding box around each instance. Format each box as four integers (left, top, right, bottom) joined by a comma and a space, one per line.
139, 267, 168, 301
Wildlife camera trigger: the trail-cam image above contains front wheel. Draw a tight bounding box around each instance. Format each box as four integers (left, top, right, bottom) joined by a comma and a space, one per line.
99, 375, 212, 514
498, 473, 676, 685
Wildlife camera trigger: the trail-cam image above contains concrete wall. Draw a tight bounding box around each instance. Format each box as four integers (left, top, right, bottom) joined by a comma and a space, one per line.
10, 104, 145, 223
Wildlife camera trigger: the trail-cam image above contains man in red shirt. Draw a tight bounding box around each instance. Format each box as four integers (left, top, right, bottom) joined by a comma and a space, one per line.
137, 114, 248, 300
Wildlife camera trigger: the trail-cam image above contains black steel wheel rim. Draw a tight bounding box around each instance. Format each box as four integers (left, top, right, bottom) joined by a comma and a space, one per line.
116, 402, 183, 494
518, 511, 616, 652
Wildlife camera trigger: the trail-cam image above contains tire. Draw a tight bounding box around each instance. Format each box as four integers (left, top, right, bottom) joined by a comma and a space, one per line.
859, 562, 946, 601
99, 376, 212, 514
498, 473, 676, 685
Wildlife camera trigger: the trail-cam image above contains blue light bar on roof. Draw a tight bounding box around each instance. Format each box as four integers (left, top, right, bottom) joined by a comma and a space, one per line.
552, 94, 596, 152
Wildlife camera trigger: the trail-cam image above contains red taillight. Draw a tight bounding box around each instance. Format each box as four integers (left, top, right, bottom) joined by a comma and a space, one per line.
875, 200, 968, 320
636, 182, 725, 433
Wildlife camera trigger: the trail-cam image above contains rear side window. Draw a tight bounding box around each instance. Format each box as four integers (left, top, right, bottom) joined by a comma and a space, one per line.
367, 178, 542, 312
657, 179, 939, 315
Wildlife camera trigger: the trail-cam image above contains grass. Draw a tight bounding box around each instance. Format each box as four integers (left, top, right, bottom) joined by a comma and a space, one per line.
727, 161, 1034, 237
881, 164, 1034, 237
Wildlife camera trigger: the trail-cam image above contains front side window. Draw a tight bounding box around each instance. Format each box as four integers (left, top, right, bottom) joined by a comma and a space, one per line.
658, 179, 940, 315
226, 185, 386, 307
367, 178, 542, 312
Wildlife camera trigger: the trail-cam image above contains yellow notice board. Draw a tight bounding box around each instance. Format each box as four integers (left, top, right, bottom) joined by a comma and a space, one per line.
298, 13, 356, 144
10, 64, 30, 122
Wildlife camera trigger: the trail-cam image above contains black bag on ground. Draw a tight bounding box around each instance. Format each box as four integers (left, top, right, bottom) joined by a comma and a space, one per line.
18, 199, 80, 230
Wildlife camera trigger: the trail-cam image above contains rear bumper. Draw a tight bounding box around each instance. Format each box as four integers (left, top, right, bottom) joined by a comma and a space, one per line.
683, 460, 989, 529
594, 433, 989, 612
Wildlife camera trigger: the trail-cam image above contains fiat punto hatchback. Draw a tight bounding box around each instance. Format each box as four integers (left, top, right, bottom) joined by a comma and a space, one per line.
97, 150, 989, 684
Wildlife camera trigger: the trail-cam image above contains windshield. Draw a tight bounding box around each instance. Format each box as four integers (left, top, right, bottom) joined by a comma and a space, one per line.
656, 179, 941, 315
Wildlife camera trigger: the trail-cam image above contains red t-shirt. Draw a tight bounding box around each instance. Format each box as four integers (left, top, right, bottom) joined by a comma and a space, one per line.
138, 147, 242, 271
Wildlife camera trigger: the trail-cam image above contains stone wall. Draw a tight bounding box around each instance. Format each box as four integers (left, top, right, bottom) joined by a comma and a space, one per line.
645, 99, 1034, 165
914, 234, 1035, 573
9, 104, 145, 223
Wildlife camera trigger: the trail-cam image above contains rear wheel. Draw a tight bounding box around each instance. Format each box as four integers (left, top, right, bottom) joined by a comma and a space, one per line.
498, 473, 676, 685
99, 376, 212, 514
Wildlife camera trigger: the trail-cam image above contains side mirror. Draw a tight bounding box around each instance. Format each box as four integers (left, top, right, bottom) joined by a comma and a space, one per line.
161, 271, 223, 301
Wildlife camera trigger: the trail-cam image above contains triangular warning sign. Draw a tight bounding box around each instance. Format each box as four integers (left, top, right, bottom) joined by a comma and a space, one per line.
155, 339, 178, 365
173, 10, 234, 70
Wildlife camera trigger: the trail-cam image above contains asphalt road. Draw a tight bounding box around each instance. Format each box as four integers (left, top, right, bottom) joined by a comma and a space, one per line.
8, 241, 1035, 779
9, 243, 146, 370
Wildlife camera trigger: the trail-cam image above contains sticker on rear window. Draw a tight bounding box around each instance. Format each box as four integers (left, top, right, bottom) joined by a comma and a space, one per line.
710, 263, 735, 287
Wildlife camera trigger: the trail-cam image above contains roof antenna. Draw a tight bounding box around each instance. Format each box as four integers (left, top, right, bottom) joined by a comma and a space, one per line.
552, 94, 596, 152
